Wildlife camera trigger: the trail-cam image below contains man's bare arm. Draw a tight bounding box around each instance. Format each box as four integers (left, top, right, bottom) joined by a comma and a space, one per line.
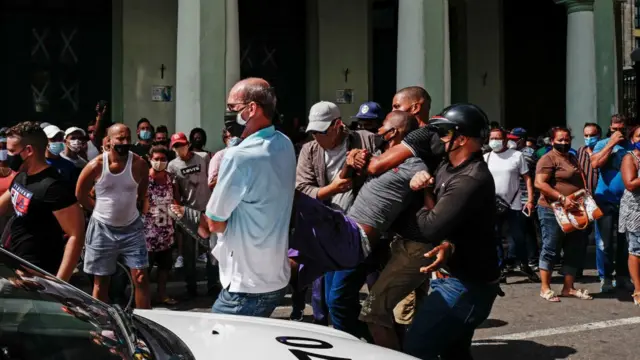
364, 145, 414, 176
53, 204, 86, 281
134, 157, 150, 214
76, 158, 101, 211
0, 190, 12, 217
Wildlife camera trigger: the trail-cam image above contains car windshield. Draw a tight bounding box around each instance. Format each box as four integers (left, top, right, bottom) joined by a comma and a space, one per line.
0, 247, 143, 360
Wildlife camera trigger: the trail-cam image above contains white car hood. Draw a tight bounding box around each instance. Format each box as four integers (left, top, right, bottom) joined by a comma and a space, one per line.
135, 309, 417, 360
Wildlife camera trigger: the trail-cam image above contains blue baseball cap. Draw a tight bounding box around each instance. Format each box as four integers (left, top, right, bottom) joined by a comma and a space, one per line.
351, 102, 382, 120
508, 127, 527, 139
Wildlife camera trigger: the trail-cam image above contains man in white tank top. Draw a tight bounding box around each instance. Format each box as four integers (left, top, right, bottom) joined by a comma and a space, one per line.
76, 123, 151, 309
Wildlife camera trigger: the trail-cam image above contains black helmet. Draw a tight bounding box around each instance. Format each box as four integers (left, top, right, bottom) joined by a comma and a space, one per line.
428, 103, 489, 139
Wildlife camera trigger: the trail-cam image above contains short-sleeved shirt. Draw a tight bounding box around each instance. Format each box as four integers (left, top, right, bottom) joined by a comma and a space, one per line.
348, 157, 427, 232
7, 167, 77, 274
535, 150, 584, 208
168, 152, 211, 211
46, 156, 80, 185
401, 126, 445, 174
208, 148, 229, 185
205, 126, 296, 294
484, 149, 528, 210
593, 138, 634, 204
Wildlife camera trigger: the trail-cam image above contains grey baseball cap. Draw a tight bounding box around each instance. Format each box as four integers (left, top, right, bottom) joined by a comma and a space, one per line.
307, 101, 341, 133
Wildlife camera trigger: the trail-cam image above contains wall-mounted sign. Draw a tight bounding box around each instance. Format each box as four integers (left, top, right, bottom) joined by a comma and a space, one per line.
152, 85, 173, 102
336, 89, 354, 104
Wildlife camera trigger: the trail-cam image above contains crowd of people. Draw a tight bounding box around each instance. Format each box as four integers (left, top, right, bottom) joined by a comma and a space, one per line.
0, 77, 639, 359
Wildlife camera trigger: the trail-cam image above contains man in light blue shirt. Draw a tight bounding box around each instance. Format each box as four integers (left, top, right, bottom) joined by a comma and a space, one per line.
591, 115, 634, 292
204, 78, 296, 317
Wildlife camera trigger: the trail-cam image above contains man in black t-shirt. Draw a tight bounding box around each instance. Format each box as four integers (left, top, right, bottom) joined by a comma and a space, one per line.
0, 121, 85, 282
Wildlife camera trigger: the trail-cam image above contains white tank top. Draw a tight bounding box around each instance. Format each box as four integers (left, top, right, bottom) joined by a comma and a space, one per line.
92, 151, 140, 227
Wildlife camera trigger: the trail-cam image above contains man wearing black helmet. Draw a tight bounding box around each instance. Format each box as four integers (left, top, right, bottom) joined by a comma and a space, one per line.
401, 103, 500, 359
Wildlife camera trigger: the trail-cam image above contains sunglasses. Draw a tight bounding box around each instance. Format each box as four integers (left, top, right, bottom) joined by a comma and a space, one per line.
428, 124, 456, 138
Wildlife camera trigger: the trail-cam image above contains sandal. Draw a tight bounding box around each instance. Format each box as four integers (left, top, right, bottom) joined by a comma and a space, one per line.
560, 288, 593, 300
160, 297, 178, 306
633, 292, 640, 306
540, 289, 560, 302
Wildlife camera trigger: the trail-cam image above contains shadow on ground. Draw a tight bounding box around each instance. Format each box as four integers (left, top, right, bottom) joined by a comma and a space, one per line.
472, 339, 577, 360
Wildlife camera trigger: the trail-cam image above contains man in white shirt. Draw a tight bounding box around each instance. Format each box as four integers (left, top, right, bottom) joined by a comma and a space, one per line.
485, 127, 538, 282
201, 78, 295, 317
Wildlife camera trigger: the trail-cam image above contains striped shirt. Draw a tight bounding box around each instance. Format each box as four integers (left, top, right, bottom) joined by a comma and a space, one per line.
577, 146, 598, 193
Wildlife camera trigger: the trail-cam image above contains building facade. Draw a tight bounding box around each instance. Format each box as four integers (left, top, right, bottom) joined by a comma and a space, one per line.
0, 0, 624, 150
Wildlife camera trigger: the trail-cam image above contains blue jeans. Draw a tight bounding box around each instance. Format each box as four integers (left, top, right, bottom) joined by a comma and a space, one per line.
537, 206, 587, 276
325, 265, 377, 340
212, 286, 287, 317
595, 200, 629, 280
403, 278, 498, 360
495, 209, 529, 266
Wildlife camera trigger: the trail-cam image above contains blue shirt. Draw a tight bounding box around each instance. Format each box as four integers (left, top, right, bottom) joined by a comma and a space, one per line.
206, 126, 296, 293
46, 157, 80, 185
593, 137, 634, 203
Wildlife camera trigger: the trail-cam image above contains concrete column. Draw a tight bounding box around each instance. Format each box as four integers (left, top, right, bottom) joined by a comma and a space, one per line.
176, 0, 235, 150
559, 0, 597, 133
594, 0, 619, 127
396, 0, 450, 114
225, 0, 240, 93
111, 0, 123, 123
175, 0, 202, 134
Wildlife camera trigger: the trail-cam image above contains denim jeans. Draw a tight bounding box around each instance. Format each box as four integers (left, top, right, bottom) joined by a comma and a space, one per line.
595, 200, 629, 280
495, 209, 529, 266
537, 206, 587, 276
212, 286, 287, 317
403, 278, 498, 360
325, 265, 378, 340
291, 276, 327, 323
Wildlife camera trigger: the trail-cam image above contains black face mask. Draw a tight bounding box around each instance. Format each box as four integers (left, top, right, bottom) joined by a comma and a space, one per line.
373, 128, 394, 152
553, 143, 570, 153
113, 144, 131, 157
225, 112, 245, 138
191, 139, 204, 149
6, 153, 24, 172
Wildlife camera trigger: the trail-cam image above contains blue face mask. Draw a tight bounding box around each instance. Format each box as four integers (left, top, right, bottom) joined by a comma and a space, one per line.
634, 141, 640, 152
139, 130, 152, 140
48, 142, 65, 156
227, 137, 241, 147
584, 136, 599, 148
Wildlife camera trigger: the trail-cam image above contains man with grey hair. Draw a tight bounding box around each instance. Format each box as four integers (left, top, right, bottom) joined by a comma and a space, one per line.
177, 78, 296, 317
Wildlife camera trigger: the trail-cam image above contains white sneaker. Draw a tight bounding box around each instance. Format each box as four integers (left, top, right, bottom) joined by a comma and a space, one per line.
174, 255, 184, 269
197, 253, 208, 263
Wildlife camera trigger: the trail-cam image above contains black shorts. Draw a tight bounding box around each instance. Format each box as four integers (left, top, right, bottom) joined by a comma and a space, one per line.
359, 238, 434, 328
148, 249, 173, 271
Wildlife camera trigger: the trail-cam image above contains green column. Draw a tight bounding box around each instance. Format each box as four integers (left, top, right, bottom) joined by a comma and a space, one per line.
594, 0, 618, 128
200, 0, 228, 151
423, 0, 450, 113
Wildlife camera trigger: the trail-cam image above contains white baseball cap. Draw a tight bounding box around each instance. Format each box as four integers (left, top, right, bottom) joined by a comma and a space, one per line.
306, 101, 341, 133
65, 126, 86, 138
43, 125, 63, 139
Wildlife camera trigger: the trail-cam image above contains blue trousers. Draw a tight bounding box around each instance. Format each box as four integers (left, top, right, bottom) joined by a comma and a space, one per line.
212, 286, 287, 317
594, 200, 629, 280
403, 278, 498, 360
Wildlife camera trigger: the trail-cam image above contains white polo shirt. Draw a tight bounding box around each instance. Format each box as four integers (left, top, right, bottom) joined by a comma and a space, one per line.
205, 126, 296, 294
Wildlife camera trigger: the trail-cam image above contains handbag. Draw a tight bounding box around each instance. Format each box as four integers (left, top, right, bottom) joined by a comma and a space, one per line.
486, 152, 520, 215
550, 156, 603, 233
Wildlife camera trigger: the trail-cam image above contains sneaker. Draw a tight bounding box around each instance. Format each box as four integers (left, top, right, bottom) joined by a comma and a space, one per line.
174, 256, 184, 269
600, 278, 615, 293
289, 310, 304, 322
616, 277, 635, 292
517, 264, 540, 282
197, 253, 208, 263
528, 261, 539, 272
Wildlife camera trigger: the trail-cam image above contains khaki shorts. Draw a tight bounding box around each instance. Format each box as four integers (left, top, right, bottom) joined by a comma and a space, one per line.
359, 238, 433, 328
393, 285, 428, 325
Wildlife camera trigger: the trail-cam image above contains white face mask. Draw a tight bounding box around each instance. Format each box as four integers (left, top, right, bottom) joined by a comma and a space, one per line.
236, 107, 248, 126
68, 139, 83, 152
488, 140, 504, 152
507, 140, 517, 149
150, 160, 168, 172
0, 149, 7, 162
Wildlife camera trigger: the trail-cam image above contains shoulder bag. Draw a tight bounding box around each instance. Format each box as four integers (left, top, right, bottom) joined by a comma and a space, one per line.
550, 155, 603, 233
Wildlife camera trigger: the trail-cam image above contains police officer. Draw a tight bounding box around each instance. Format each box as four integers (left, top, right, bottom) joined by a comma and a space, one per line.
402, 104, 501, 359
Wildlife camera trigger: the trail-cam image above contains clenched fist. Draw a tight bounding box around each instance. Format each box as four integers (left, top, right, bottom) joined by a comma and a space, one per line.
410, 171, 434, 191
